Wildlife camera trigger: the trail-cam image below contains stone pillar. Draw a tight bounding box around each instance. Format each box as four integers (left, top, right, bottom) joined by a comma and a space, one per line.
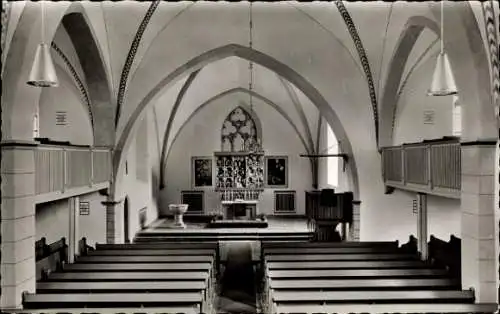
350, 200, 361, 241
1, 142, 37, 309
461, 141, 497, 303
68, 196, 79, 263
416, 192, 428, 260
102, 200, 122, 244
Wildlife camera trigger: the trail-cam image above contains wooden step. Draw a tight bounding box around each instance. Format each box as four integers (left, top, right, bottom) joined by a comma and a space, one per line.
23, 292, 203, 309
76, 255, 213, 263
272, 290, 475, 303
267, 269, 449, 279
265, 253, 418, 262
269, 278, 460, 290
273, 303, 497, 314
36, 281, 206, 293
266, 260, 430, 270
45, 271, 208, 281
63, 262, 212, 272
89, 249, 215, 256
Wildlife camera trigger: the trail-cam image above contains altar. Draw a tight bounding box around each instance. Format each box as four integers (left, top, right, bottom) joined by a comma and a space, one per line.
221, 199, 258, 220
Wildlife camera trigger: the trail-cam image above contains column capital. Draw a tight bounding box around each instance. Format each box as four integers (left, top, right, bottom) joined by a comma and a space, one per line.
101, 199, 123, 206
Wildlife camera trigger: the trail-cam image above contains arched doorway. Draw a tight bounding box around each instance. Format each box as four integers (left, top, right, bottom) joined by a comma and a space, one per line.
124, 197, 130, 243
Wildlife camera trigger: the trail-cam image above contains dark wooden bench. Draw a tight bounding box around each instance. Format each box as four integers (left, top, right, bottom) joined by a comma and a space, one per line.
399, 234, 418, 254
44, 271, 208, 281
78, 237, 95, 256
262, 241, 398, 248
263, 246, 398, 255
272, 289, 475, 303
268, 278, 460, 290
265, 253, 418, 262
22, 292, 205, 311
63, 262, 212, 272
267, 268, 449, 279
36, 281, 206, 293
429, 234, 461, 280
272, 302, 498, 314
76, 254, 213, 263
88, 248, 216, 256
266, 260, 430, 270
36, 237, 68, 280
95, 242, 218, 250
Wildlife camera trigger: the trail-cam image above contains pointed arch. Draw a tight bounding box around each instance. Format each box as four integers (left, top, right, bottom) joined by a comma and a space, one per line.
112, 44, 359, 201
163, 87, 315, 188
2, 2, 113, 146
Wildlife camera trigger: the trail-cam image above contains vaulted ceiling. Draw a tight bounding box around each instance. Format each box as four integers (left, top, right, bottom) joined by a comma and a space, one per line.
2, 1, 495, 157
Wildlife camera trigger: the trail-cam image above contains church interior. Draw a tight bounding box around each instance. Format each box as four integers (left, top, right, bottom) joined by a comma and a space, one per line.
1, 1, 500, 313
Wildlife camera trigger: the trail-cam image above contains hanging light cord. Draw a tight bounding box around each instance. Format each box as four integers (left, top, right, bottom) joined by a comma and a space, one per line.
440, 0, 444, 54
249, 2, 254, 111
41, 0, 45, 43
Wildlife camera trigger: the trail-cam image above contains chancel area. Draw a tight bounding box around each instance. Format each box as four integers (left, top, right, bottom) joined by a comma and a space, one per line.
1, 1, 500, 313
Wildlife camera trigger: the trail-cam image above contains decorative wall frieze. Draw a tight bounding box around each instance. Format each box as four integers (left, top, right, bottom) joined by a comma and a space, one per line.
334, 0, 379, 147
115, 0, 160, 128
50, 41, 94, 131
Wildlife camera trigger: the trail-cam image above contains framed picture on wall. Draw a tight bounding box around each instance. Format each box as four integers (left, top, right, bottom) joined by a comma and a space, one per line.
265, 156, 288, 188
192, 156, 213, 188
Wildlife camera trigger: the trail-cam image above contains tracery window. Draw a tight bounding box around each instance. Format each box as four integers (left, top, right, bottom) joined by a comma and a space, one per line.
221, 107, 260, 152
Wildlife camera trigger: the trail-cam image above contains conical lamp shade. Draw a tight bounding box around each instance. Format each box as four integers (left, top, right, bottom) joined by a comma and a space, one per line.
27, 43, 58, 87
427, 51, 457, 96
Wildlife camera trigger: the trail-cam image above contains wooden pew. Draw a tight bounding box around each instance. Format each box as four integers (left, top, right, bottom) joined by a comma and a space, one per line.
265, 253, 418, 262
268, 278, 460, 290
78, 237, 94, 256
76, 254, 213, 263
63, 262, 212, 272
272, 289, 475, 303
44, 271, 208, 281
263, 246, 399, 255
36, 237, 68, 280
36, 281, 206, 293
14, 306, 201, 314
262, 240, 398, 248
267, 268, 449, 279
95, 242, 218, 250
266, 260, 430, 270
22, 292, 205, 312
88, 248, 216, 256
399, 234, 418, 254
428, 234, 461, 280
273, 302, 498, 314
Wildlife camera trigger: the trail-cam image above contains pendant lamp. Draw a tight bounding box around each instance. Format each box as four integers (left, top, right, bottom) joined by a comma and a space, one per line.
27, 1, 58, 87
428, 0, 457, 96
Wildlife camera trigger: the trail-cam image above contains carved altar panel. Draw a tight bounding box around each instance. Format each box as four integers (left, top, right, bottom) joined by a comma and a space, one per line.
215, 153, 264, 189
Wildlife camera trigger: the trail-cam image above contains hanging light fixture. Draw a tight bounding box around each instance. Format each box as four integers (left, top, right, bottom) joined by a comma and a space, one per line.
27, 0, 58, 87
247, 1, 260, 153
428, 0, 457, 96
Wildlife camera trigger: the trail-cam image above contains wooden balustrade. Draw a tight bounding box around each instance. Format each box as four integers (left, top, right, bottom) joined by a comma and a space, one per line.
33, 145, 111, 197
381, 137, 460, 198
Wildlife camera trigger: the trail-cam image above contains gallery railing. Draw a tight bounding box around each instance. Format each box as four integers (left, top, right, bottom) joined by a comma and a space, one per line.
34, 144, 111, 195
381, 137, 460, 198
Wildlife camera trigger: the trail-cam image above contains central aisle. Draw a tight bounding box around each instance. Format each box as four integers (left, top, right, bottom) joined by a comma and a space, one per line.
216, 241, 257, 313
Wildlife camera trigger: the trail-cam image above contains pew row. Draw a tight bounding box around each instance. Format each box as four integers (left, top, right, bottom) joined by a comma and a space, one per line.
265, 253, 419, 262
22, 292, 205, 312
63, 262, 212, 272
95, 242, 218, 250
268, 278, 460, 290
262, 240, 399, 248
88, 248, 215, 256
266, 260, 430, 270
36, 281, 205, 293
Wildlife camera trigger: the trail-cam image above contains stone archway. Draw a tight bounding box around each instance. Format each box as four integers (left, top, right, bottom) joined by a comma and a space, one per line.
110, 44, 360, 203
2, 2, 113, 146
162, 87, 316, 189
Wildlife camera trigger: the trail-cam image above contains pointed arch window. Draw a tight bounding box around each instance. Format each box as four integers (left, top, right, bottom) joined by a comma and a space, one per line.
221, 107, 260, 152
